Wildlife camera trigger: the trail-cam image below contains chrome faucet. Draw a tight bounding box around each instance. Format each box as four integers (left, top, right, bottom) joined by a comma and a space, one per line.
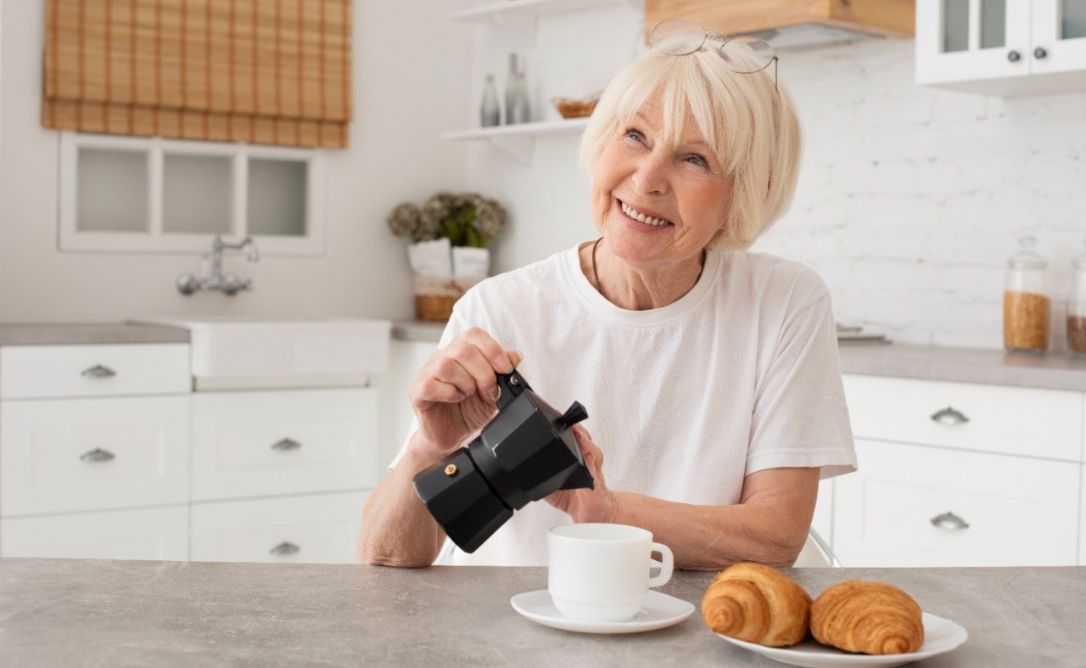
176, 236, 259, 296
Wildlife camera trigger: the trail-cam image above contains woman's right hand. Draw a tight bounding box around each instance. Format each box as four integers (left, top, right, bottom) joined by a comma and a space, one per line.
407, 327, 522, 463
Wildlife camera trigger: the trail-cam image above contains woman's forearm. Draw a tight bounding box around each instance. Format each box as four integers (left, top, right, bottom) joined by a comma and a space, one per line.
357, 440, 447, 567
608, 491, 810, 570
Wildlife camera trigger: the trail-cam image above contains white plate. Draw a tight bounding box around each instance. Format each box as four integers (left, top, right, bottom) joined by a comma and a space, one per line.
715, 612, 968, 668
510, 589, 695, 634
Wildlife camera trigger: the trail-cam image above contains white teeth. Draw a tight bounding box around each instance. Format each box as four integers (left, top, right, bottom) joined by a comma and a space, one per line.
620, 201, 670, 227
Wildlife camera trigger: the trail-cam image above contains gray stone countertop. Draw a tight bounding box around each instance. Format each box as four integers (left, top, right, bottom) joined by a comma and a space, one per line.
392, 318, 445, 344
0, 323, 189, 346
1, 558, 1083, 667
393, 319, 1086, 392
838, 342, 1086, 391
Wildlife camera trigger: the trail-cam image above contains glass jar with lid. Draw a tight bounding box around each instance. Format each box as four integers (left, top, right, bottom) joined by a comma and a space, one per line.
1003, 236, 1050, 353
1068, 238, 1086, 354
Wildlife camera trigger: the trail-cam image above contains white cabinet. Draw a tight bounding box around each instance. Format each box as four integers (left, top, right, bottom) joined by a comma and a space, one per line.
811, 478, 834, 546
916, 0, 1086, 95
0, 396, 190, 516
191, 388, 379, 501
191, 491, 368, 564
843, 375, 1082, 461
1, 506, 189, 561
835, 439, 1079, 566
0, 340, 385, 564
0, 343, 189, 399
834, 374, 1085, 567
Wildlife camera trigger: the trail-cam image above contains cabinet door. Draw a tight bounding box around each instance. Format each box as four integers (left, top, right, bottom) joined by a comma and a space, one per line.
1, 506, 188, 560
916, 0, 1032, 85
190, 491, 368, 564
1080, 464, 1085, 566
0, 396, 190, 516
811, 478, 834, 547
191, 388, 378, 501
835, 439, 1079, 567
1030, 0, 1086, 74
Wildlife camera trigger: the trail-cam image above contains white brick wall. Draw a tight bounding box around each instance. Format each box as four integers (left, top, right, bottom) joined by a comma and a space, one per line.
760, 37, 1086, 350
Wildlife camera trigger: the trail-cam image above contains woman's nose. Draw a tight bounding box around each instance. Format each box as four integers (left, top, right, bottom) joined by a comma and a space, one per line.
631, 154, 670, 196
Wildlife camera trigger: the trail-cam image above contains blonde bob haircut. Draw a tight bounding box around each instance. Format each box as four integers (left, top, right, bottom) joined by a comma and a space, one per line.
578, 47, 802, 250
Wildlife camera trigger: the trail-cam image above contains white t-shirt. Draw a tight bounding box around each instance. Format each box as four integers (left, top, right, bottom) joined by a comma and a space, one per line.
394, 243, 856, 566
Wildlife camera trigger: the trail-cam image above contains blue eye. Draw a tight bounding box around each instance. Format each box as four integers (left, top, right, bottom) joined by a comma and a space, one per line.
685, 154, 709, 169
623, 128, 645, 143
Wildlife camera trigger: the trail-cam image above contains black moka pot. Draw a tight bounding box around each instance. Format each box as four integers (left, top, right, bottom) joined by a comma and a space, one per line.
412, 369, 593, 554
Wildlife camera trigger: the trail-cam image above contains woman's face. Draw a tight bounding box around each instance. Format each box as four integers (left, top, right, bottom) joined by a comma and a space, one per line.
591, 101, 734, 268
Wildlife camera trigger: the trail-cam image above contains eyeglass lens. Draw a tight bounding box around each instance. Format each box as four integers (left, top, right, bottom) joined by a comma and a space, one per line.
649, 19, 706, 55
649, 19, 776, 74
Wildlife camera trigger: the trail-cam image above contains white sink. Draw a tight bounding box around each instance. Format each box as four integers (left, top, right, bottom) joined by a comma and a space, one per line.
131, 317, 391, 390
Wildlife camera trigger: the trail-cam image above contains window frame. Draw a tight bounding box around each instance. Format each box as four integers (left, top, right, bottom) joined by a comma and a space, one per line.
58, 132, 326, 256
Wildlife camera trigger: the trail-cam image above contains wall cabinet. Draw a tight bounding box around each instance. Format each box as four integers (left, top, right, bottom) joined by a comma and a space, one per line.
916, 0, 1086, 95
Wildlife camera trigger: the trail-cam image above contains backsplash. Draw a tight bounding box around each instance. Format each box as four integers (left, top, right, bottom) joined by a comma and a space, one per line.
466, 6, 1086, 351
761, 37, 1086, 350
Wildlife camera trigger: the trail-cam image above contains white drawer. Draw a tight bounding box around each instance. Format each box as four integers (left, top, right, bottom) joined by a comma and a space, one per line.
0, 344, 190, 399
191, 388, 379, 501
0, 396, 190, 516
1081, 464, 1086, 567
190, 491, 368, 564
834, 439, 1080, 567
843, 375, 1083, 461
1, 505, 188, 560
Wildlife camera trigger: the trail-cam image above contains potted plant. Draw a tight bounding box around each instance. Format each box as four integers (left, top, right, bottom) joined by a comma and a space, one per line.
386, 192, 508, 321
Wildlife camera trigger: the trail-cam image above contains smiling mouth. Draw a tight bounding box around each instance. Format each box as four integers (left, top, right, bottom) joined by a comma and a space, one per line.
617, 199, 674, 227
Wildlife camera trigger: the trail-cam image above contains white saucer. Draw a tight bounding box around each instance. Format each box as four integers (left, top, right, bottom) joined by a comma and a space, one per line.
510, 589, 695, 634
715, 612, 968, 668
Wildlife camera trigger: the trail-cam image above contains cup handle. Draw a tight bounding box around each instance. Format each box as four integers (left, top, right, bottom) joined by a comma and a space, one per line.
648, 542, 673, 588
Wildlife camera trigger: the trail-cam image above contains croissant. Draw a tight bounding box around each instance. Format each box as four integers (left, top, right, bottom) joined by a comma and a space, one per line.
810, 580, 924, 655
701, 562, 811, 647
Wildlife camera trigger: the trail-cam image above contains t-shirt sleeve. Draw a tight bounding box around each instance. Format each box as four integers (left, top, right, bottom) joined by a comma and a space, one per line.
745, 281, 857, 480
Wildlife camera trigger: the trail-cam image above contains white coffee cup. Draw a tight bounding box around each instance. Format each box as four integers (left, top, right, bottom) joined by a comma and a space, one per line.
547, 523, 674, 622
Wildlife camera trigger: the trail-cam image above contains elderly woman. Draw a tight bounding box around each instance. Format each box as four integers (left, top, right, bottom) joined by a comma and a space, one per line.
359, 21, 855, 569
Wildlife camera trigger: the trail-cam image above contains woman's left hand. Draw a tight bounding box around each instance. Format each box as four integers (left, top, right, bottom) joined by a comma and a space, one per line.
545, 425, 618, 523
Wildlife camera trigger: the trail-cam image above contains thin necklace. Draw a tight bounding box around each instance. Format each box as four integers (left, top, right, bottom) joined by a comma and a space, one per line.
590, 237, 706, 301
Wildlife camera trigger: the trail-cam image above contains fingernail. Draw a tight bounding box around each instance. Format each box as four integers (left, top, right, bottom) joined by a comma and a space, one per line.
489, 386, 500, 401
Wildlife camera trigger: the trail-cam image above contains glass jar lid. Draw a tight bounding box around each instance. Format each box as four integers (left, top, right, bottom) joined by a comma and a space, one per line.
1007, 236, 1047, 270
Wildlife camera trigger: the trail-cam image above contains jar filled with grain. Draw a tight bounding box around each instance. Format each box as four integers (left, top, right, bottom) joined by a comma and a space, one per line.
1068, 238, 1086, 354
1003, 236, 1050, 353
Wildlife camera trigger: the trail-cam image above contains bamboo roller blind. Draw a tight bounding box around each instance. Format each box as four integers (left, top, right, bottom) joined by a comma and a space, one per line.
43, 0, 352, 148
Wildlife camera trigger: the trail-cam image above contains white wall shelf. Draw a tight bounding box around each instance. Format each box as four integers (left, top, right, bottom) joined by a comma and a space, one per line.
441, 117, 590, 162
448, 0, 632, 24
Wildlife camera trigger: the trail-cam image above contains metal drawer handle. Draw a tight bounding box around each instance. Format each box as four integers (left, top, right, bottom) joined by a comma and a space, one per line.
930, 406, 969, 425
271, 438, 302, 452
81, 364, 116, 379
80, 448, 116, 463
270, 541, 300, 556
930, 511, 970, 531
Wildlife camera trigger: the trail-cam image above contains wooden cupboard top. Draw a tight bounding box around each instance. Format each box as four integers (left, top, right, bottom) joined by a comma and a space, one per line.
645, 0, 914, 40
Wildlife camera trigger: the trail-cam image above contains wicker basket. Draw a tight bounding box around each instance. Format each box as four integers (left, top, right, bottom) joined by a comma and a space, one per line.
413, 275, 480, 322
415, 294, 459, 321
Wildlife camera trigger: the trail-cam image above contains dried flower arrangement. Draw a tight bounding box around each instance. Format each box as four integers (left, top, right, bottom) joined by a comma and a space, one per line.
386, 192, 508, 248
386, 192, 509, 321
